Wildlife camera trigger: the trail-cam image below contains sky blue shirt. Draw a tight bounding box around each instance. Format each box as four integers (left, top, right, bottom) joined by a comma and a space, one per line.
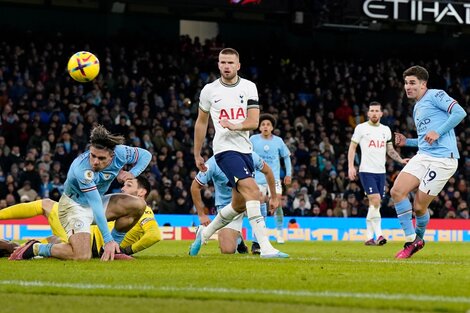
250, 134, 291, 184
63, 145, 151, 243
195, 152, 265, 208
413, 89, 464, 158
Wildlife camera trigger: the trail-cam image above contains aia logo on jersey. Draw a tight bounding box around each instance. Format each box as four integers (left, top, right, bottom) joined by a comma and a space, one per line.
368, 140, 385, 148
219, 107, 246, 120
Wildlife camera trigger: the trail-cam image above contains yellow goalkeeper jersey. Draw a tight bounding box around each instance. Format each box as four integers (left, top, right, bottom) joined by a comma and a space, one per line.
48, 203, 161, 256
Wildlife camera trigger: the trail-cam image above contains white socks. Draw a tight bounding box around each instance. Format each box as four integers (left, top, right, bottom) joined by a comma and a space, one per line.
246, 200, 277, 254
367, 205, 383, 239
202, 203, 239, 240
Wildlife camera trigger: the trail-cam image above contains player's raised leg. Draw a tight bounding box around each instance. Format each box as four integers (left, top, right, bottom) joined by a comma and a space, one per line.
104, 194, 146, 244
0, 199, 44, 220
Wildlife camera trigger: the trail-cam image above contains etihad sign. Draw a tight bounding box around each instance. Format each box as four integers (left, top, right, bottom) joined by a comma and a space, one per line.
363, 0, 470, 25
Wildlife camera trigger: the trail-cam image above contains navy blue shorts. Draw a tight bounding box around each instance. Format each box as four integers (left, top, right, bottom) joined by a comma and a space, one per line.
215, 151, 254, 188
358, 172, 385, 197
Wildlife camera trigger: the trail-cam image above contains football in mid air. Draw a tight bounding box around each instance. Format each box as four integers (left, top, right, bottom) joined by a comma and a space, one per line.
67, 51, 100, 83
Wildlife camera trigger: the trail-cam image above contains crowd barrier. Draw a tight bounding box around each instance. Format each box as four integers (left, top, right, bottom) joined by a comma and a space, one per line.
1, 215, 469, 242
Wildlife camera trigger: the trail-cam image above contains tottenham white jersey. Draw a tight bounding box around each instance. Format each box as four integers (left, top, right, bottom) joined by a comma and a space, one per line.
351, 122, 392, 173
199, 77, 259, 155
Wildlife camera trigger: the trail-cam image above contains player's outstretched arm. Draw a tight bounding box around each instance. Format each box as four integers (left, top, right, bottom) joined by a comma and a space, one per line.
394, 132, 418, 147
190, 179, 211, 226
431, 103, 467, 144
102, 241, 120, 261
386, 143, 409, 164
127, 147, 152, 177
121, 219, 161, 255
83, 189, 119, 260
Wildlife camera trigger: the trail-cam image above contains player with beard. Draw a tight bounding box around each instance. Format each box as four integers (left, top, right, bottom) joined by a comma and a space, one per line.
348, 102, 408, 246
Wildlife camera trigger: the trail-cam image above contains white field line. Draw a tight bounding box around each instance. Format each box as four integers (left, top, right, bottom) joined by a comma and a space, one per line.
289, 257, 469, 265
219, 255, 468, 265
1, 280, 470, 304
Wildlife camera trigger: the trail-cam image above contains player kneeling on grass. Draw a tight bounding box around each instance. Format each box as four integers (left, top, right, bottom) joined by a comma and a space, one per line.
2, 176, 161, 260
191, 152, 278, 255
9, 125, 152, 261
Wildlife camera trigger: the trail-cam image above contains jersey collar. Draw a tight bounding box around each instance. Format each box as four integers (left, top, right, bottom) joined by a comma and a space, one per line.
219, 76, 241, 87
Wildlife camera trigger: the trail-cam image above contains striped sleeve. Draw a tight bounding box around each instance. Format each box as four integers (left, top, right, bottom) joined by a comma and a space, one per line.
436, 103, 467, 137
447, 100, 457, 113
121, 146, 151, 177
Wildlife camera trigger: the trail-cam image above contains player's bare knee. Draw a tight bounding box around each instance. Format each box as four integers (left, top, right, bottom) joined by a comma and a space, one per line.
41, 198, 55, 215
219, 243, 236, 254
220, 247, 236, 254
73, 251, 92, 261
368, 197, 381, 208
241, 189, 260, 202
390, 186, 406, 201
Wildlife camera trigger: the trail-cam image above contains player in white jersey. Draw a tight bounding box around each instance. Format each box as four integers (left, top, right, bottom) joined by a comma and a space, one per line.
250, 113, 292, 250
191, 152, 277, 254
348, 102, 408, 246
190, 47, 288, 258
393, 65, 466, 259
10, 125, 152, 261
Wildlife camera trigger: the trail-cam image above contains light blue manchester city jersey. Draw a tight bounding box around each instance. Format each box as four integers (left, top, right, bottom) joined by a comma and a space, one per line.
64, 145, 151, 205
195, 152, 265, 208
414, 89, 460, 158
250, 134, 291, 184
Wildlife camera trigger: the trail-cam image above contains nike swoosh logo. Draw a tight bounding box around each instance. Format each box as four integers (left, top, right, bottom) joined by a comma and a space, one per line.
215, 99, 222, 103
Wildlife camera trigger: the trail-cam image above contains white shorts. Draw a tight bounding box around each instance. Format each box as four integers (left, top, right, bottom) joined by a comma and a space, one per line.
402, 153, 458, 196
58, 194, 113, 238
259, 179, 282, 197
58, 194, 93, 238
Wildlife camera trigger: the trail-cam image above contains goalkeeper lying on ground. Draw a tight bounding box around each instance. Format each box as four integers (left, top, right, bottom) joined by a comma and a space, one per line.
0, 176, 161, 259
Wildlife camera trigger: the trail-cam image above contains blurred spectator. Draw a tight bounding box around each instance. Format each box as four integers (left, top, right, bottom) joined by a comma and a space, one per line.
287, 218, 299, 228
19, 160, 41, 193
39, 173, 53, 198
17, 181, 38, 202
157, 190, 177, 214
0, 31, 468, 220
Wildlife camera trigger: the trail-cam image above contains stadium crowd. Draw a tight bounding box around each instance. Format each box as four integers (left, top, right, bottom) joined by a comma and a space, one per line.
0, 32, 469, 220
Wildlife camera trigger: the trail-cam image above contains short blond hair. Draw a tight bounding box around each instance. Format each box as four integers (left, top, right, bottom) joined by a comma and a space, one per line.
219, 48, 239, 60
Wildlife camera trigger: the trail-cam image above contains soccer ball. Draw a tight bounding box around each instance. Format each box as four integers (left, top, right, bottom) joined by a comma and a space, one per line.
67, 51, 100, 82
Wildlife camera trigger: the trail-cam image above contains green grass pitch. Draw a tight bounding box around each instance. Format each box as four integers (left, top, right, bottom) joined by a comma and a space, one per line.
1, 240, 469, 313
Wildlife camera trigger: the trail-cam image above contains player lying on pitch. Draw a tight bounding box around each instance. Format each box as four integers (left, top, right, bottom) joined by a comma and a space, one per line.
0, 176, 161, 260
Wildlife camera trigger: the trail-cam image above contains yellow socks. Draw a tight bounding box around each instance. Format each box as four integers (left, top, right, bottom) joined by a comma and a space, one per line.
0, 200, 43, 219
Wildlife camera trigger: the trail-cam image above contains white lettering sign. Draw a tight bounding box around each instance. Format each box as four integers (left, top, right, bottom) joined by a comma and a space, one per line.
363, 0, 470, 25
